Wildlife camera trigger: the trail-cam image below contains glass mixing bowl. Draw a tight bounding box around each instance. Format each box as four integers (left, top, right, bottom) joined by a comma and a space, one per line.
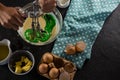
18, 2, 63, 46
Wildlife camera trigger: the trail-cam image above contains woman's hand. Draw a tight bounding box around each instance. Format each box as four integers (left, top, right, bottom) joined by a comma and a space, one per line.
0, 3, 24, 30
39, 0, 57, 13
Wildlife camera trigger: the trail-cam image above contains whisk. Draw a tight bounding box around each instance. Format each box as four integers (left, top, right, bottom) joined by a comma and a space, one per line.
30, 0, 46, 39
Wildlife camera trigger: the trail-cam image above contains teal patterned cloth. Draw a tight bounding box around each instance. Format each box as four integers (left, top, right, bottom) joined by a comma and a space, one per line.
52, 0, 120, 68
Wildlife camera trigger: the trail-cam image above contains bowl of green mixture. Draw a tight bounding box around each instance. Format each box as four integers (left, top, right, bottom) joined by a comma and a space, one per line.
18, 2, 63, 46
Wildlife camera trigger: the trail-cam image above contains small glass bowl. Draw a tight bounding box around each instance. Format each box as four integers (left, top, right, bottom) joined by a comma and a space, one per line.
8, 50, 35, 75
57, 0, 70, 8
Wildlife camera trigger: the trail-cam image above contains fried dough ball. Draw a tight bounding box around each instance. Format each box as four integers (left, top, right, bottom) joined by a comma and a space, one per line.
42, 52, 53, 63
64, 62, 75, 73
38, 63, 49, 74
64, 44, 76, 55
59, 71, 70, 80
49, 68, 59, 79
75, 41, 86, 52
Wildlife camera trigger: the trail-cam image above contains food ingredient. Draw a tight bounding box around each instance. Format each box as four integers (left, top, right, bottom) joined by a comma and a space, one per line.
38, 63, 49, 74
0, 45, 9, 61
64, 41, 86, 55
14, 56, 32, 74
49, 68, 59, 79
64, 44, 76, 55
64, 62, 75, 73
75, 41, 86, 52
42, 52, 53, 63
59, 71, 70, 80
38, 53, 77, 80
15, 65, 22, 73
24, 14, 56, 43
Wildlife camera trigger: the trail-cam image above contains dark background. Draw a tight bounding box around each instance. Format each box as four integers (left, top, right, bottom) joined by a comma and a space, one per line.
79, 4, 120, 80
1, 0, 120, 80
0, 0, 73, 80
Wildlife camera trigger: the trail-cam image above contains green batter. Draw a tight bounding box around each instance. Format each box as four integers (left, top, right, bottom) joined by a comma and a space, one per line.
24, 14, 56, 43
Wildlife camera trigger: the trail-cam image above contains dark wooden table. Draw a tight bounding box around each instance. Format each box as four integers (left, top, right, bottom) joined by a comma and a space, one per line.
0, 0, 75, 80
78, 3, 120, 80
1, 0, 120, 80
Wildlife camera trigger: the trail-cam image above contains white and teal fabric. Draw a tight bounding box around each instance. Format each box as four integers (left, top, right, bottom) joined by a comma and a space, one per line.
52, 0, 120, 68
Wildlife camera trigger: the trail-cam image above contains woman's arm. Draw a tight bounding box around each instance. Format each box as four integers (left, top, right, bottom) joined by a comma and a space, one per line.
0, 3, 24, 30
0, 0, 57, 30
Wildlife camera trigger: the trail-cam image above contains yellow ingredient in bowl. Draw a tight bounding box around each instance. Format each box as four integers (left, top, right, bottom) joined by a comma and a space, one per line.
24, 57, 30, 63
15, 65, 22, 73
21, 56, 26, 62
14, 56, 32, 74
15, 61, 22, 66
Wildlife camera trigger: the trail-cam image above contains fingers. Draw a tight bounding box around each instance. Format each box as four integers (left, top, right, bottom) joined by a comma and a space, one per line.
9, 15, 24, 30
3, 18, 19, 30
42, 3, 56, 12
4, 22, 16, 30
39, 0, 44, 8
0, 10, 24, 30
16, 7, 27, 18
6, 7, 24, 30
14, 12, 24, 26
39, 0, 57, 12
10, 17, 22, 28
44, 0, 56, 4
0, 6, 26, 30
0, 12, 10, 25
0, 18, 4, 25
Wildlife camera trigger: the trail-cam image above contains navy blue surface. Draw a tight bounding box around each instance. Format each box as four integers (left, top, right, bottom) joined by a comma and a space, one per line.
79, 3, 120, 80
0, 0, 68, 80
0, 0, 120, 80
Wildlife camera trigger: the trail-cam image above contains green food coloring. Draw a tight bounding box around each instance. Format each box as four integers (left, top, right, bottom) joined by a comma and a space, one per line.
24, 14, 56, 43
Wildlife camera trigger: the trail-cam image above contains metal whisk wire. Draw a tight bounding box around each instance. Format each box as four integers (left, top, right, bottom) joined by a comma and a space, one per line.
30, 0, 48, 39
